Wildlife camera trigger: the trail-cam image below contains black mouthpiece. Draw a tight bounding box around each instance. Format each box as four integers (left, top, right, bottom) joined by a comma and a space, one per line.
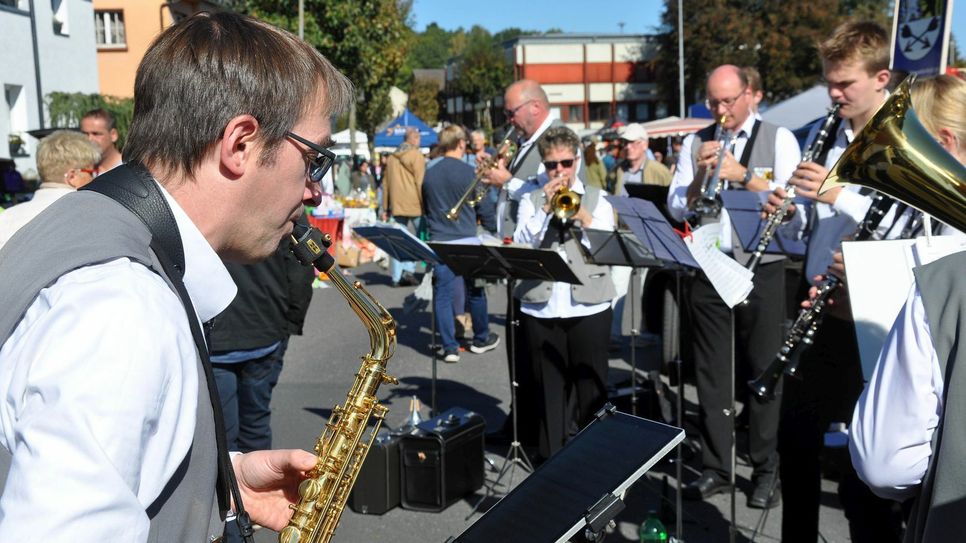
289, 221, 335, 273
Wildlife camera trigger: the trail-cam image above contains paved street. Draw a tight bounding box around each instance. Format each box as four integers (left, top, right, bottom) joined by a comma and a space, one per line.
256, 261, 852, 542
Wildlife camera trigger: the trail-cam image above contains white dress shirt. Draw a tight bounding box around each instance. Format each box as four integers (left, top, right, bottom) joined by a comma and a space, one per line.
667, 114, 801, 253
850, 284, 944, 502
514, 175, 615, 319
0, 184, 74, 250
0, 184, 236, 540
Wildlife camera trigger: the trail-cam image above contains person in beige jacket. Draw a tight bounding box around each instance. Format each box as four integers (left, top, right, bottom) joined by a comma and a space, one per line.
380, 127, 425, 286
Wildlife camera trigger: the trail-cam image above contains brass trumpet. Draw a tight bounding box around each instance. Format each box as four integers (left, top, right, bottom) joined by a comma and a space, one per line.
446, 129, 517, 220
550, 186, 581, 222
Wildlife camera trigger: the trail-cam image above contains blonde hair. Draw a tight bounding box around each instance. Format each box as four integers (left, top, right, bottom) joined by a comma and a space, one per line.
911, 75, 966, 155
37, 130, 101, 184
819, 21, 889, 74
437, 125, 467, 152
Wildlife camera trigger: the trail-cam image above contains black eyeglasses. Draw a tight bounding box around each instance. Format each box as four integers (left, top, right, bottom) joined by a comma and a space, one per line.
504, 99, 535, 120
286, 131, 335, 183
543, 158, 576, 170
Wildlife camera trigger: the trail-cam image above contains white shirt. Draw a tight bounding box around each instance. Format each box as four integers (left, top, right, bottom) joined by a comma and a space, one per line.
0, 184, 74, 250
667, 114, 801, 253
495, 115, 554, 238
850, 284, 944, 502
514, 175, 615, 319
0, 184, 236, 540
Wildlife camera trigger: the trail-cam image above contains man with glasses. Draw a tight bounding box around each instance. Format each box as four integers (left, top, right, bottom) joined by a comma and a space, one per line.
667, 64, 800, 509
0, 12, 350, 541
513, 126, 615, 461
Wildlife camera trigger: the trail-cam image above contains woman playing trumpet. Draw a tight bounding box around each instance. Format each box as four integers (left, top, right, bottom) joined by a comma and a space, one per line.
512, 126, 616, 461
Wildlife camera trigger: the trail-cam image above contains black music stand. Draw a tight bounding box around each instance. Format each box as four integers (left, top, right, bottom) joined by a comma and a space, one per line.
450, 404, 684, 543
606, 196, 699, 542
720, 191, 807, 259
579, 229, 661, 417
429, 242, 580, 510
353, 224, 444, 416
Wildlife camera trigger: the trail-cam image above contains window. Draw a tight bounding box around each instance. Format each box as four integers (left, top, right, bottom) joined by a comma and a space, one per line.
588, 102, 611, 122
95, 10, 125, 48
6, 84, 29, 157
568, 105, 584, 123
633, 102, 652, 122
0, 0, 23, 9
51, 0, 69, 35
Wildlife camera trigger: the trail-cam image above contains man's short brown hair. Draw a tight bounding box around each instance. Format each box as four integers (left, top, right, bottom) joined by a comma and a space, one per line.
819, 21, 890, 74
124, 12, 352, 180
437, 125, 467, 153
81, 108, 116, 131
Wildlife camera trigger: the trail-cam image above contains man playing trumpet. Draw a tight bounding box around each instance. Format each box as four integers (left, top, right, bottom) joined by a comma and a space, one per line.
513, 126, 615, 461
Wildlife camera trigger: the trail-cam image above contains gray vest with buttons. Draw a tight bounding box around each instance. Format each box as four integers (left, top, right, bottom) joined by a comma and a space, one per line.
0, 191, 224, 541
514, 186, 616, 305
690, 120, 784, 266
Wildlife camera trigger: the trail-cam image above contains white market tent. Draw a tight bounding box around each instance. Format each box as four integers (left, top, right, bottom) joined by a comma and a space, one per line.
761, 86, 832, 130
330, 129, 370, 160
640, 116, 714, 138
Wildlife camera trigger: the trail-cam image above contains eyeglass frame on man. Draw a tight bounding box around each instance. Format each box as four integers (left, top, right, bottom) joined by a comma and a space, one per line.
504, 99, 535, 120
705, 86, 749, 110
543, 158, 576, 171
286, 131, 335, 183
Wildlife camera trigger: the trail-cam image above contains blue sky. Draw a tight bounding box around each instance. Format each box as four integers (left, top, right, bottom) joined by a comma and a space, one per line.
411, 0, 965, 58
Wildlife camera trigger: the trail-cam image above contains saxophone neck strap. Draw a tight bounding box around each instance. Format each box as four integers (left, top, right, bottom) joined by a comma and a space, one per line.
81, 164, 254, 542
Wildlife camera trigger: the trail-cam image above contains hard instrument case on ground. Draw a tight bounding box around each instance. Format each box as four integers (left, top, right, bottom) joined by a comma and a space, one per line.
348, 430, 402, 515
399, 407, 485, 512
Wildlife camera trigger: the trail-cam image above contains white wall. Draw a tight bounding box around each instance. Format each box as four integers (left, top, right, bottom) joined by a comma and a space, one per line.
0, 0, 99, 174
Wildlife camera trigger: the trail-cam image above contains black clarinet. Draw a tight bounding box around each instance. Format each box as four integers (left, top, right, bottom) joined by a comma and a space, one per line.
748, 192, 895, 400
746, 105, 840, 273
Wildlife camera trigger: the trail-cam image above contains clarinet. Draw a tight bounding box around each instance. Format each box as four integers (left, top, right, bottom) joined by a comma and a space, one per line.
748, 191, 895, 400
746, 104, 841, 273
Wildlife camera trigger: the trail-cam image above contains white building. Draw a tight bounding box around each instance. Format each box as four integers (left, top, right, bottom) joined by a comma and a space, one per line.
1, 0, 99, 175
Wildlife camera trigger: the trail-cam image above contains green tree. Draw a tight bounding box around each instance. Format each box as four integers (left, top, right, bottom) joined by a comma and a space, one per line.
450, 27, 512, 131
410, 22, 453, 68
408, 79, 440, 124
241, 0, 413, 157
46, 92, 134, 150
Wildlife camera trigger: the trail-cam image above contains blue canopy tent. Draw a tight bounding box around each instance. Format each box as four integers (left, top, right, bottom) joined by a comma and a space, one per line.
373, 108, 438, 149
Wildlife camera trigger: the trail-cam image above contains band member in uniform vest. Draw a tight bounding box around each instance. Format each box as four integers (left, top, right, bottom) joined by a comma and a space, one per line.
667, 64, 801, 509
0, 12, 351, 540
761, 21, 904, 542
513, 126, 615, 461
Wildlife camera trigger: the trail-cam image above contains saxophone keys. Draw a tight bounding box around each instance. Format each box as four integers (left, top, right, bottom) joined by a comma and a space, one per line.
383, 373, 399, 385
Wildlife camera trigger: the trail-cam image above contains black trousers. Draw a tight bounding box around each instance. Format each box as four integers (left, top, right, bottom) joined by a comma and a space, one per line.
778, 316, 903, 543
520, 307, 612, 459
689, 260, 784, 477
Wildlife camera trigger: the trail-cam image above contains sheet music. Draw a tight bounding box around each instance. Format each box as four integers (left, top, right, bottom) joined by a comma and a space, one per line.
685, 223, 754, 307
844, 237, 966, 379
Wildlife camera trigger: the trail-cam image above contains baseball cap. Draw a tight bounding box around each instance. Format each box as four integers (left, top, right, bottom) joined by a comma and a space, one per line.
619, 123, 649, 142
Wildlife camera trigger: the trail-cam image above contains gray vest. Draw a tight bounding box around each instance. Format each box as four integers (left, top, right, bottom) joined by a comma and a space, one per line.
500, 118, 585, 237
0, 191, 224, 541
690, 120, 783, 266
906, 251, 966, 543
515, 186, 615, 306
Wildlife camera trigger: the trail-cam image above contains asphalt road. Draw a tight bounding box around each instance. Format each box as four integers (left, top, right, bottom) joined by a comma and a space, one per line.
253, 262, 853, 543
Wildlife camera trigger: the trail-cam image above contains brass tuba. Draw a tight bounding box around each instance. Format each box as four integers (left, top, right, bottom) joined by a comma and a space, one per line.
281, 224, 398, 543
819, 75, 966, 232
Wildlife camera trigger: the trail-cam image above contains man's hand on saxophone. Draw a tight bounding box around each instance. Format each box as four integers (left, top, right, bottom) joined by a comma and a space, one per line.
231, 449, 319, 531
480, 154, 512, 189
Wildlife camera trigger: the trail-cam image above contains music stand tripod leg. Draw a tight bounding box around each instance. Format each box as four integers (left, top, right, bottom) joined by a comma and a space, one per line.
430, 271, 438, 417
466, 278, 534, 519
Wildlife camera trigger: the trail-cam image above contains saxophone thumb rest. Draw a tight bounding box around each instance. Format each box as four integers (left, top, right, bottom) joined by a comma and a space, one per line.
290, 222, 336, 273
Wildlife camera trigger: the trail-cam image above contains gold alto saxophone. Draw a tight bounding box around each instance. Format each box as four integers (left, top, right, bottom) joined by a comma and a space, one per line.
280, 223, 398, 543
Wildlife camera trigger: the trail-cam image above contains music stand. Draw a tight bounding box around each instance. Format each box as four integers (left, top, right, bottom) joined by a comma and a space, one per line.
429, 242, 580, 510
450, 404, 684, 543
579, 229, 661, 417
353, 224, 444, 416
606, 196, 698, 542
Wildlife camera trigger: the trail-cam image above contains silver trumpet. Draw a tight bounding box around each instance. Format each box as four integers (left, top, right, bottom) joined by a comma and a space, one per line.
746, 104, 840, 273
690, 115, 734, 219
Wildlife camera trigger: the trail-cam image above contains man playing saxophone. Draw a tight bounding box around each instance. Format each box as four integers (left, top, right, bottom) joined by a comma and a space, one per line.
667, 64, 800, 509
513, 126, 615, 462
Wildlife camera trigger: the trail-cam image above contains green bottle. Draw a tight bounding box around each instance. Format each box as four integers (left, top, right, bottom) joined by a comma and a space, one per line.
639, 510, 668, 542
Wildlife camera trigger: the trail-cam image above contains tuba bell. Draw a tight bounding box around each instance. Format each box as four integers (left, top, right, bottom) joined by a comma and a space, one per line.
819, 75, 966, 232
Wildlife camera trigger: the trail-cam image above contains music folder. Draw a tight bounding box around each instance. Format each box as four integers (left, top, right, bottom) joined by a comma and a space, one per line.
606, 196, 699, 269
451, 406, 684, 543
720, 191, 807, 258
352, 223, 440, 264
578, 229, 662, 268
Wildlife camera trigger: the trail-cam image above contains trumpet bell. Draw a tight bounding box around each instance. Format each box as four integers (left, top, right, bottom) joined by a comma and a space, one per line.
551, 187, 581, 221
820, 75, 966, 233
